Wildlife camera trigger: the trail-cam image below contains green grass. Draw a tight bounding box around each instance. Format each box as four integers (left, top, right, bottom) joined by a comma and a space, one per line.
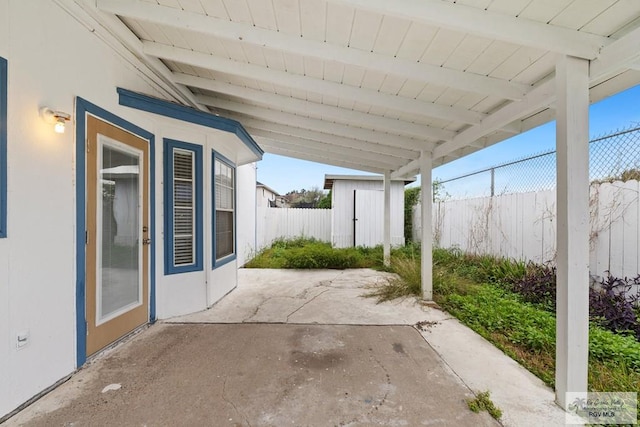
244, 237, 384, 269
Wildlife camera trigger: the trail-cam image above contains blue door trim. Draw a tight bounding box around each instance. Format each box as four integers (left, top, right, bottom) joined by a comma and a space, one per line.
0, 57, 7, 238
75, 97, 156, 367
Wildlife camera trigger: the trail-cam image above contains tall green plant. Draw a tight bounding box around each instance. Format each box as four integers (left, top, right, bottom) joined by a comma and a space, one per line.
404, 187, 420, 242
317, 190, 331, 208
404, 180, 448, 243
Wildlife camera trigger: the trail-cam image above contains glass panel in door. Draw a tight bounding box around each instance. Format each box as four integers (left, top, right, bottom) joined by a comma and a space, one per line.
99, 141, 142, 323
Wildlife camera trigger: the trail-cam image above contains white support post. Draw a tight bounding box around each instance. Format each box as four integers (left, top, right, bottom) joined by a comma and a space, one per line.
420, 151, 433, 300
383, 170, 391, 267
555, 55, 590, 409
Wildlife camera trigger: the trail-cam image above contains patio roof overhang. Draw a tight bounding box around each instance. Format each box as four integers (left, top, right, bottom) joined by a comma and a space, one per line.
60, 0, 640, 413
63, 0, 640, 176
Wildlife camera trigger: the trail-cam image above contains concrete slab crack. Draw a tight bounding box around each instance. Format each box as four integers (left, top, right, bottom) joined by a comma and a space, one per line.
295, 284, 324, 300
222, 377, 252, 427
337, 348, 392, 426
243, 295, 269, 322
319, 271, 352, 289
245, 293, 313, 322
244, 272, 352, 321
310, 270, 349, 291
285, 289, 331, 322
368, 350, 391, 412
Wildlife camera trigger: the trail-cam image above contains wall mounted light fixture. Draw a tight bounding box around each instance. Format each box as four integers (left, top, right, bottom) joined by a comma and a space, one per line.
40, 107, 71, 134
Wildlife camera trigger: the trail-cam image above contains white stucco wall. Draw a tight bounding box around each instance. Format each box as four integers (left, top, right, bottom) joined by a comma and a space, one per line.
0, 1, 259, 418
0, 0, 11, 419
155, 139, 257, 318
152, 124, 256, 319
237, 163, 257, 266
0, 1, 161, 416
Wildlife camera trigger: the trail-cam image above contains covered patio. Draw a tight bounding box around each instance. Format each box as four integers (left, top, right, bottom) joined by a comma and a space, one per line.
59, 0, 640, 409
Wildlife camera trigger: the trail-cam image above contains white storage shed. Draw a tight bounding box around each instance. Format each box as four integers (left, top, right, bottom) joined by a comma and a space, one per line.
324, 175, 414, 248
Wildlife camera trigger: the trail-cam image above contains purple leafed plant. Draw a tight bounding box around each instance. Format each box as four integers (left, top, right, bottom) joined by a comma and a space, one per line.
589, 274, 640, 340
509, 263, 556, 311
508, 264, 640, 341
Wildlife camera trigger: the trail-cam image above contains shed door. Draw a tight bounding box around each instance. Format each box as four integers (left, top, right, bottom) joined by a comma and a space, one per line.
86, 116, 150, 356
354, 190, 383, 247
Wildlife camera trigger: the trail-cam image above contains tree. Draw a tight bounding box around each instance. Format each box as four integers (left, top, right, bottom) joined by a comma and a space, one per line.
404, 180, 448, 242
317, 190, 332, 208
286, 186, 326, 208
404, 187, 421, 242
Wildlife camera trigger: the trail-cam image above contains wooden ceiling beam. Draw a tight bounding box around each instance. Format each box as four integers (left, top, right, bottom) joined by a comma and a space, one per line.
99, 0, 528, 100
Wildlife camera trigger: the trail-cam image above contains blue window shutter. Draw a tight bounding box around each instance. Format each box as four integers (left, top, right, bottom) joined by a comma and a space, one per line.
164, 139, 203, 274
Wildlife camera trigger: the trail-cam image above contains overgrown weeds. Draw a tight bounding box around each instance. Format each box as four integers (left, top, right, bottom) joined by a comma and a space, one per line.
466, 391, 502, 420
245, 237, 383, 269
450, 254, 640, 341
365, 256, 421, 301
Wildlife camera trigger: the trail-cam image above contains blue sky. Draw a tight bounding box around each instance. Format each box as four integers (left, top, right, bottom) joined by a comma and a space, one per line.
256, 84, 640, 195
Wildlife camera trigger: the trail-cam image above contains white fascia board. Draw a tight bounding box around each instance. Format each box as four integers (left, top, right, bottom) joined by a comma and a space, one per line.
333, 0, 608, 60
98, 0, 527, 100
324, 174, 415, 183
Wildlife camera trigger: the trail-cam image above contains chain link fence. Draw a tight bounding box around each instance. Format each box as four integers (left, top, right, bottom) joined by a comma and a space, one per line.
437, 125, 640, 200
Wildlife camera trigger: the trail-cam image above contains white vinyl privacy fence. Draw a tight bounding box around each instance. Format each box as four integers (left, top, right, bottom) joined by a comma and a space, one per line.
256, 207, 331, 249
413, 180, 640, 281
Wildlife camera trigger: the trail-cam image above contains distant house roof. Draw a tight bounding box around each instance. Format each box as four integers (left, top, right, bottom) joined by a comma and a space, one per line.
256, 181, 281, 196
323, 174, 416, 190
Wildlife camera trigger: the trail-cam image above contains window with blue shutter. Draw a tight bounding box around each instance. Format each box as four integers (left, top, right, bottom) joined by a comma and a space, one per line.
164, 139, 202, 274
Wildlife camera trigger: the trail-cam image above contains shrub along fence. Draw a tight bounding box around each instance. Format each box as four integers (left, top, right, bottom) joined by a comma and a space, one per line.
413, 179, 640, 288
256, 207, 331, 250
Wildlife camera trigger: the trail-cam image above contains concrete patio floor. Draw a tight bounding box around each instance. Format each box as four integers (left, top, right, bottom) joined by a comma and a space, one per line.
5, 268, 566, 426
